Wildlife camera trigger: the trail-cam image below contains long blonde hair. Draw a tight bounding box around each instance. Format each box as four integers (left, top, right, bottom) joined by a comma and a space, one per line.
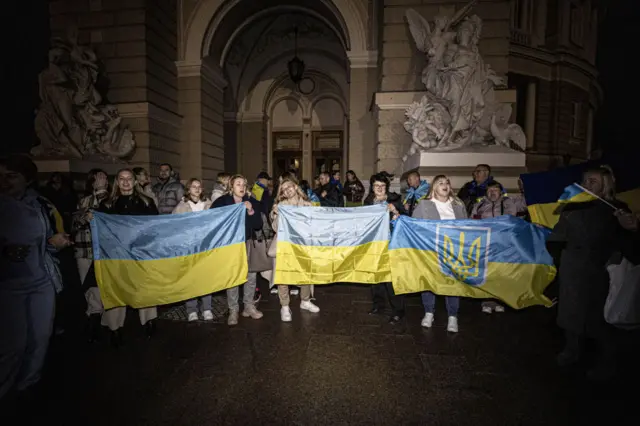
105, 168, 153, 208
583, 165, 616, 201
426, 174, 463, 205
275, 178, 308, 204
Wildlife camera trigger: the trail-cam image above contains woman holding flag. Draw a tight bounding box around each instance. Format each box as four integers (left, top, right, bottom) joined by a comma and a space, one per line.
547, 165, 639, 381
270, 178, 321, 322
364, 172, 407, 324
212, 174, 264, 326
412, 175, 468, 333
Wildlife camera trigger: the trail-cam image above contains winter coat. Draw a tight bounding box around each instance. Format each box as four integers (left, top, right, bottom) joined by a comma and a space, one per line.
412, 198, 468, 220
471, 196, 517, 219
343, 179, 365, 204
172, 198, 213, 214
211, 194, 263, 241
152, 177, 184, 214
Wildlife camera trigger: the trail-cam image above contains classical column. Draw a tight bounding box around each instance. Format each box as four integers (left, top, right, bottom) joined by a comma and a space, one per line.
176, 57, 226, 189
347, 50, 378, 180
525, 81, 537, 149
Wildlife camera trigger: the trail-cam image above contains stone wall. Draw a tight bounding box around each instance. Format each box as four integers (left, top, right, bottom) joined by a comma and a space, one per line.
49, 0, 182, 176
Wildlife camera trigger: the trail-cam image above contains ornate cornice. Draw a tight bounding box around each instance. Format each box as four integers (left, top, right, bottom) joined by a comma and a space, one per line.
175, 58, 227, 91
347, 50, 378, 68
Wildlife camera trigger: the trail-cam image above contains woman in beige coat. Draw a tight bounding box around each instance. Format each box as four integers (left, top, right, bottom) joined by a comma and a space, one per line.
270, 178, 320, 322
172, 178, 213, 321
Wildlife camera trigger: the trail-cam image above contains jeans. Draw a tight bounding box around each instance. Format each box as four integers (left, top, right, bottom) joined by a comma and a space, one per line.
185, 295, 212, 314
421, 291, 459, 316
278, 285, 311, 306
227, 272, 257, 311
0, 284, 56, 398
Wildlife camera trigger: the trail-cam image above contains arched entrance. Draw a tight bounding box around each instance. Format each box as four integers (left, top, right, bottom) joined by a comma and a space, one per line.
176, 0, 377, 187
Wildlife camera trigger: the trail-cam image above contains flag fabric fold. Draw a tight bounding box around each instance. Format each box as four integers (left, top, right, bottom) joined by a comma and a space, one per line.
389, 215, 556, 309
90, 203, 248, 310
274, 204, 391, 285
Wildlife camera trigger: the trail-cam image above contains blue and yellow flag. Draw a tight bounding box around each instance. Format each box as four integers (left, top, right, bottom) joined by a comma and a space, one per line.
521, 158, 640, 229
90, 204, 248, 309
251, 183, 265, 201
389, 215, 556, 309
274, 204, 391, 285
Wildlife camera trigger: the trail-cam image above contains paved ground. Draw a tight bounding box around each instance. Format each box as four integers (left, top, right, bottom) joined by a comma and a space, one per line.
3, 283, 637, 425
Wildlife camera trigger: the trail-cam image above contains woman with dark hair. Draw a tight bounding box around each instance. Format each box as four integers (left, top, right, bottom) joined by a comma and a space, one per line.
364, 172, 407, 324
343, 170, 365, 207
0, 155, 71, 399
94, 169, 159, 346
547, 165, 639, 381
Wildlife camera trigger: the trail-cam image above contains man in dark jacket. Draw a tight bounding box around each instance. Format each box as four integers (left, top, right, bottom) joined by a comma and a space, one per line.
152, 163, 184, 214
457, 164, 502, 215
315, 172, 342, 207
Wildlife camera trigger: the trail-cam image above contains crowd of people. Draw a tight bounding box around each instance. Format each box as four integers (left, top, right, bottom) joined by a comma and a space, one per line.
1, 154, 638, 403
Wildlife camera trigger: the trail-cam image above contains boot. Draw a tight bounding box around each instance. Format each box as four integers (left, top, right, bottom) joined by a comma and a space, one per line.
109, 329, 123, 349
87, 313, 102, 343
144, 319, 156, 338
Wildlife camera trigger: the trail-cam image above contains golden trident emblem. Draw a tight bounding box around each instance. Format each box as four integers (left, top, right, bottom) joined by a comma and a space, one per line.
441, 231, 482, 281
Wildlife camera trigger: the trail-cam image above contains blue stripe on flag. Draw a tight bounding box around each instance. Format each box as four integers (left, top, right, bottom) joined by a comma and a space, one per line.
277, 204, 389, 247
91, 203, 245, 261
558, 183, 586, 201
389, 215, 553, 266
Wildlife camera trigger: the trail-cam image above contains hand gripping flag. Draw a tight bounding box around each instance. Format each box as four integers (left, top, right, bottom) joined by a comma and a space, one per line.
90, 203, 248, 309
389, 215, 556, 309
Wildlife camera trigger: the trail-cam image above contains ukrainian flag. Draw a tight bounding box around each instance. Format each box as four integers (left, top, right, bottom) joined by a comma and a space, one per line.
521, 157, 640, 229
274, 204, 391, 285
389, 215, 556, 309
90, 203, 248, 310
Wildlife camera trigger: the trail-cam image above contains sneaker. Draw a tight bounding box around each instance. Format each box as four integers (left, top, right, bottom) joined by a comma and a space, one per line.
253, 288, 262, 304
494, 304, 505, 313
187, 312, 198, 322
300, 300, 320, 313
290, 288, 299, 296
421, 313, 434, 328
228, 309, 239, 326
270, 287, 278, 295
242, 304, 264, 319
482, 305, 493, 314
447, 316, 459, 333
203, 310, 214, 321
281, 306, 292, 322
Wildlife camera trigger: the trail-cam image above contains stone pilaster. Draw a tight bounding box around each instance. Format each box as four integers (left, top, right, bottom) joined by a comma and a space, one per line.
176, 57, 226, 189
347, 50, 379, 180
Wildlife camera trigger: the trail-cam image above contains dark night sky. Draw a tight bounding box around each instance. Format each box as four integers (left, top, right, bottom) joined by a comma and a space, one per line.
3, 0, 640, 161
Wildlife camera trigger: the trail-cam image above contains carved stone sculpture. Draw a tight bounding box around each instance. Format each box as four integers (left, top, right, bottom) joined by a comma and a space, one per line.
33, 31, 135, 160
403, 1, 525, 162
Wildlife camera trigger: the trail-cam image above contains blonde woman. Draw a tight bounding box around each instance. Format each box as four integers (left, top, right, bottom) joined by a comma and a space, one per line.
211, 172, 231, 202
270, 178, 320, 322
173, 178, 213, 321
211, 174, 264, 325
412, 175, 468, 333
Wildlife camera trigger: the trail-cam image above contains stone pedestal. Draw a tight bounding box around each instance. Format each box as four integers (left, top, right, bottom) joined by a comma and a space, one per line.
401, 145, 526, 192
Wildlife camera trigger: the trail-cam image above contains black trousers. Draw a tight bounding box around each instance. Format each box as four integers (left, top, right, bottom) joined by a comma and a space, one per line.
371, 282, 405, 317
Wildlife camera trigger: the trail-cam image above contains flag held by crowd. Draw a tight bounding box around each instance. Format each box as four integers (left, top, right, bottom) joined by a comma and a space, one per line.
389, 215, 556, 309
274, 204, 391, 285
90, 204, 248, 310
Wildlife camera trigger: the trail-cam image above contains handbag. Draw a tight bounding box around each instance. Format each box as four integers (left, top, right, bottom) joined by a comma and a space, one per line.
605, 258, 640, 329
267, 233, 278, 258
246, 219, 273, 272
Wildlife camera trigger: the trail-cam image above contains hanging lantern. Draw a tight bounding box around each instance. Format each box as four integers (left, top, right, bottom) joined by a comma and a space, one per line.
287, 27, 305, 84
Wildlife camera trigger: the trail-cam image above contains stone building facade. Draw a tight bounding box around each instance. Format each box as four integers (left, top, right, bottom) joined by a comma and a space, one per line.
45, 0, 603, 189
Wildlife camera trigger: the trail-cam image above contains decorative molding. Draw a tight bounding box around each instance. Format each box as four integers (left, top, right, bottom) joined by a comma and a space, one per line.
347, 50, 378, 68
238, 112, 266, 123
374, 90, 517, 111
117, 102, 182, 129
175, 58, 227, 91
224, 112, 238, 122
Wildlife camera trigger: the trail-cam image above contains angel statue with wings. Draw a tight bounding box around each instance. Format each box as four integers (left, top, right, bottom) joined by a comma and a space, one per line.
403, 1, 526, 156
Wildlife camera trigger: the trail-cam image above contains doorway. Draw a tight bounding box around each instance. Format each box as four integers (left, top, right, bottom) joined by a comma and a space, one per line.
312, 131, 343, 181
272, 132, 302, 180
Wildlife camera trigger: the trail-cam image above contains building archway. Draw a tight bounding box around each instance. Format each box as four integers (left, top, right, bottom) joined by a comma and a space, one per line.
176, 0, 377, 188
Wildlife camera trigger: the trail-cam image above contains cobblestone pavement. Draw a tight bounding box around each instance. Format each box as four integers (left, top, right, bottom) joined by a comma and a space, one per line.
3, 283, 636, 425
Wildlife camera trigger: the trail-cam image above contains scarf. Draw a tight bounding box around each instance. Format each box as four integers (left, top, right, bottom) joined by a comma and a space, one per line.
403, 180, 430, 204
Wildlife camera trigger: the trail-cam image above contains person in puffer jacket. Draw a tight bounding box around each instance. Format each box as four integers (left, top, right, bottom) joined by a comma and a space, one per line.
152, 163, 184, 214
470, 181, 517, 219
470, 180, 516, 315
211, 172, 231, 202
